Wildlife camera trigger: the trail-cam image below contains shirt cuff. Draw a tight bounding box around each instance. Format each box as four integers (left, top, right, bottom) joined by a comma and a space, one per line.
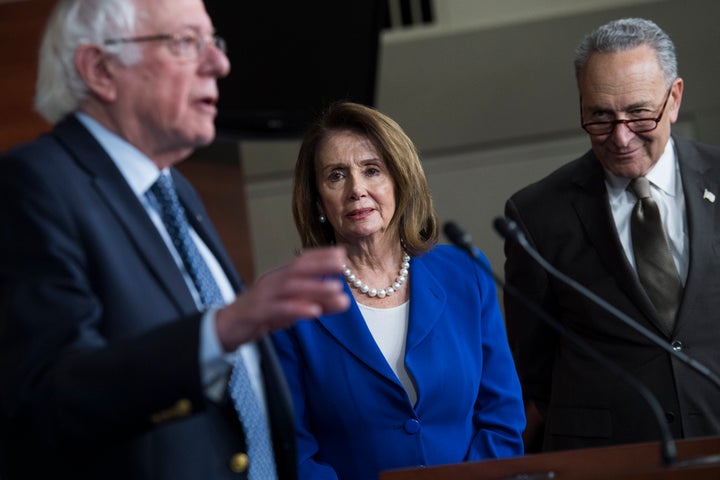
199, 309, 238, 402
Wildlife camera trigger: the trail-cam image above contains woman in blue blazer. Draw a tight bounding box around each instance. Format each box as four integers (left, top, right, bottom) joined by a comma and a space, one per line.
270, 102, 525, 480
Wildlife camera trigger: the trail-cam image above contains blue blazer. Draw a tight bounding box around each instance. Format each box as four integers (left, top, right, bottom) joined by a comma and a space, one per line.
0, 116, 296, 480
272, 244, 525, 480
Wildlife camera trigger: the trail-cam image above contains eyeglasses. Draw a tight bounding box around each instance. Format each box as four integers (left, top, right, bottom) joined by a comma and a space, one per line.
580, 85, 673, 136
104, 30, 226, 61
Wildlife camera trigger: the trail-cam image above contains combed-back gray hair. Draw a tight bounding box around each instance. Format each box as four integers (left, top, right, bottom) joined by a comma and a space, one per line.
34, 0, 139, 124
574, 18, 677, 86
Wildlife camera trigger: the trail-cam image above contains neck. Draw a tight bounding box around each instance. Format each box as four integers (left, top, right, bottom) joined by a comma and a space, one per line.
78, 106, 191, 169
343, 234, 402, 268
342, 243, 409, 301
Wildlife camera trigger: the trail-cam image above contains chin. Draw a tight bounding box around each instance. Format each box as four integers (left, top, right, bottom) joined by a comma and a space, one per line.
601, 156, 650, 179
190, 128, 216, 148
611, 166, 648, 179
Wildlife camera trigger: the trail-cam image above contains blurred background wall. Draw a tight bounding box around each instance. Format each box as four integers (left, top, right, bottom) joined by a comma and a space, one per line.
2, 0, 719, 282
241, 0, 720, 278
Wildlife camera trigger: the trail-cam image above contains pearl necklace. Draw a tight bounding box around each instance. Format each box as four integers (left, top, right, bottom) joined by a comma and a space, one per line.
342, 253, 410, 299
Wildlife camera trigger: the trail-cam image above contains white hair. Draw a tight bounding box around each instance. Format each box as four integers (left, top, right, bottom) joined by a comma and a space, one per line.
34, 0, 140, 124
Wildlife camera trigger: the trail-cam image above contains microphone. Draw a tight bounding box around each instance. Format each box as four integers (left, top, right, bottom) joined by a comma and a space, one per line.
490, 216, 720, 469
492, 216, 720, 392
443, 220, 678, 466
443, 222, 473, 250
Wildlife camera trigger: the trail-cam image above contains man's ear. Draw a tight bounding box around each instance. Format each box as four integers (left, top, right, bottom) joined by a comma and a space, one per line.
668, 77, 684, 124
74, 44, 118, 102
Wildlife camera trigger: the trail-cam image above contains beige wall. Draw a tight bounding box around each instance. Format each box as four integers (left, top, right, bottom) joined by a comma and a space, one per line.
431, 0, 660, 31
241, 0, 720, 277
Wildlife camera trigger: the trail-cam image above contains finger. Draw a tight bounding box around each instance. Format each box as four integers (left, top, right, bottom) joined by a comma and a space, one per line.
291, 247, 347, 275
268, 295, 349, 328
269, 276, 346, 301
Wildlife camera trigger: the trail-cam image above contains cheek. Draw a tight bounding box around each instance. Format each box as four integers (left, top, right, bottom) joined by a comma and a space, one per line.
380, 185, 397, 209
319, 190, 344, 216
647, 141, 665, 163
163, 83, 191, 120
133, 84, 178, 126
148, 72, 192, 118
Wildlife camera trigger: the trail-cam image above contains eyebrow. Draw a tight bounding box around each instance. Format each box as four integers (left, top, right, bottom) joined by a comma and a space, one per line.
585, 98, 657, 114
320, 163, 347, 172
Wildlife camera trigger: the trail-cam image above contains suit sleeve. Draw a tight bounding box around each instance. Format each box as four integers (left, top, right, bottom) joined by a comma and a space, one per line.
503, 198, 559, 419
271, 329, 339, 480
466, 248, 526, 460
0, 150, 207, 453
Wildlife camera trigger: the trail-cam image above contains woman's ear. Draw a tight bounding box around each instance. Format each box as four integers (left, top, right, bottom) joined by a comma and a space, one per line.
316, 202, 327, 223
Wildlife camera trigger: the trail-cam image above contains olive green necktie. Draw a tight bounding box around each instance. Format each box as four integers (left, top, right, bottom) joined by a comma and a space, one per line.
629, 177, 683, 331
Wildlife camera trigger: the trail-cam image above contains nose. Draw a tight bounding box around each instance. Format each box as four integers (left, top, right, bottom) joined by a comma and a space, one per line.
203, 43, 231, 78
347, 174, 366, 200
609, 120, 636, 146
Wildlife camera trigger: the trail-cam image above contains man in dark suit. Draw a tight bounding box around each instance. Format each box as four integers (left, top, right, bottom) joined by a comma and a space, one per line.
0, 0, 349, 478
504, 17, 720, 452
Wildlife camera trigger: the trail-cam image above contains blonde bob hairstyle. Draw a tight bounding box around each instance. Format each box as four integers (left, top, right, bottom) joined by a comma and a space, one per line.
292, 102, 439, 257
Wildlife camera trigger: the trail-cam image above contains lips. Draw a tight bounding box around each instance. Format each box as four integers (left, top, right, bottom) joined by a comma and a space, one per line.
194, 96, 218, 115
612, 149, 640, 160
608, 141, 643, 157
193, 87, 218, 105
346, 208, 374, 219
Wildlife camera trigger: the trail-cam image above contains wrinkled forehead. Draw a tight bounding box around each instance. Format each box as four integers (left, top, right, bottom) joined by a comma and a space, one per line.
578, 47, 666, 96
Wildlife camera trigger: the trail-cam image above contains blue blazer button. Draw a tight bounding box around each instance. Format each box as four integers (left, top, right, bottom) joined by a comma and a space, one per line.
404, 418, 421, 434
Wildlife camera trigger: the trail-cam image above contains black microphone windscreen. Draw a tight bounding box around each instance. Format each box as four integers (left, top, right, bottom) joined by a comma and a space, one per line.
493, 217, 520, 243
443, 221, 472, 249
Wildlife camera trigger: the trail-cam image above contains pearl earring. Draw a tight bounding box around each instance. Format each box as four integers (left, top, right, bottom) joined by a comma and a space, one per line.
319, 214, 326, 223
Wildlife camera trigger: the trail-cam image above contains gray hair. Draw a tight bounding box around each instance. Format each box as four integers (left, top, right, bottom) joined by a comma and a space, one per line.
34, 0, 140, 124
573, 18, 677, 86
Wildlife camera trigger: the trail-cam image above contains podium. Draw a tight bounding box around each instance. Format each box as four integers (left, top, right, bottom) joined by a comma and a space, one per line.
379, 436, 720, 480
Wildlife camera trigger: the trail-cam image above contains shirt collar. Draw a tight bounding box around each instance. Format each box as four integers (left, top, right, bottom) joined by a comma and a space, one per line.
605, 137, 678, 197
75, 112, 164, 196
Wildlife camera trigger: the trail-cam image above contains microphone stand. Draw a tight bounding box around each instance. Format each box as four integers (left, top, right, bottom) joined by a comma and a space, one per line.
443, 221, 678, 466
492, 216, 720, 392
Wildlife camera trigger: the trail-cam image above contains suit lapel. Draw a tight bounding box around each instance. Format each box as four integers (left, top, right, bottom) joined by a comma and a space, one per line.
52, 117, 199, 315
570, 153, 664, 331
316, 283, 405, 384
317, 257, 447, 388
173, 171, 243, 292
404, 256, 446, 353
675, 137, 718, 327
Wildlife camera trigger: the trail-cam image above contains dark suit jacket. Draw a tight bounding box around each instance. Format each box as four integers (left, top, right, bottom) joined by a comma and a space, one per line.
504, 135, 720, 451
0, 116, 296, 479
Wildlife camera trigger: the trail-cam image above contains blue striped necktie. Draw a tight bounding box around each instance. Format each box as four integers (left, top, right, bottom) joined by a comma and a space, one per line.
147, 173, 277, 479
230, 357, 278, 479
147, 173, 225, 309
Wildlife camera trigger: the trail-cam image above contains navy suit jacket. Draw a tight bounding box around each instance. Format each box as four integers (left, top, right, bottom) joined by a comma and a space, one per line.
0, 116, 296, 479
272, 245, 525, 480
504, 136, 720, 451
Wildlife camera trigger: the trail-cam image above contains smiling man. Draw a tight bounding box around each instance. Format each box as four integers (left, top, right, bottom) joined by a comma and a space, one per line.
502, 17, 720, 452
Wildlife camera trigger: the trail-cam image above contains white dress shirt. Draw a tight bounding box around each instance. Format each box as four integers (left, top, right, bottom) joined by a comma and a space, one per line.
605, 137, 689, 285
359, 301, 417, 405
